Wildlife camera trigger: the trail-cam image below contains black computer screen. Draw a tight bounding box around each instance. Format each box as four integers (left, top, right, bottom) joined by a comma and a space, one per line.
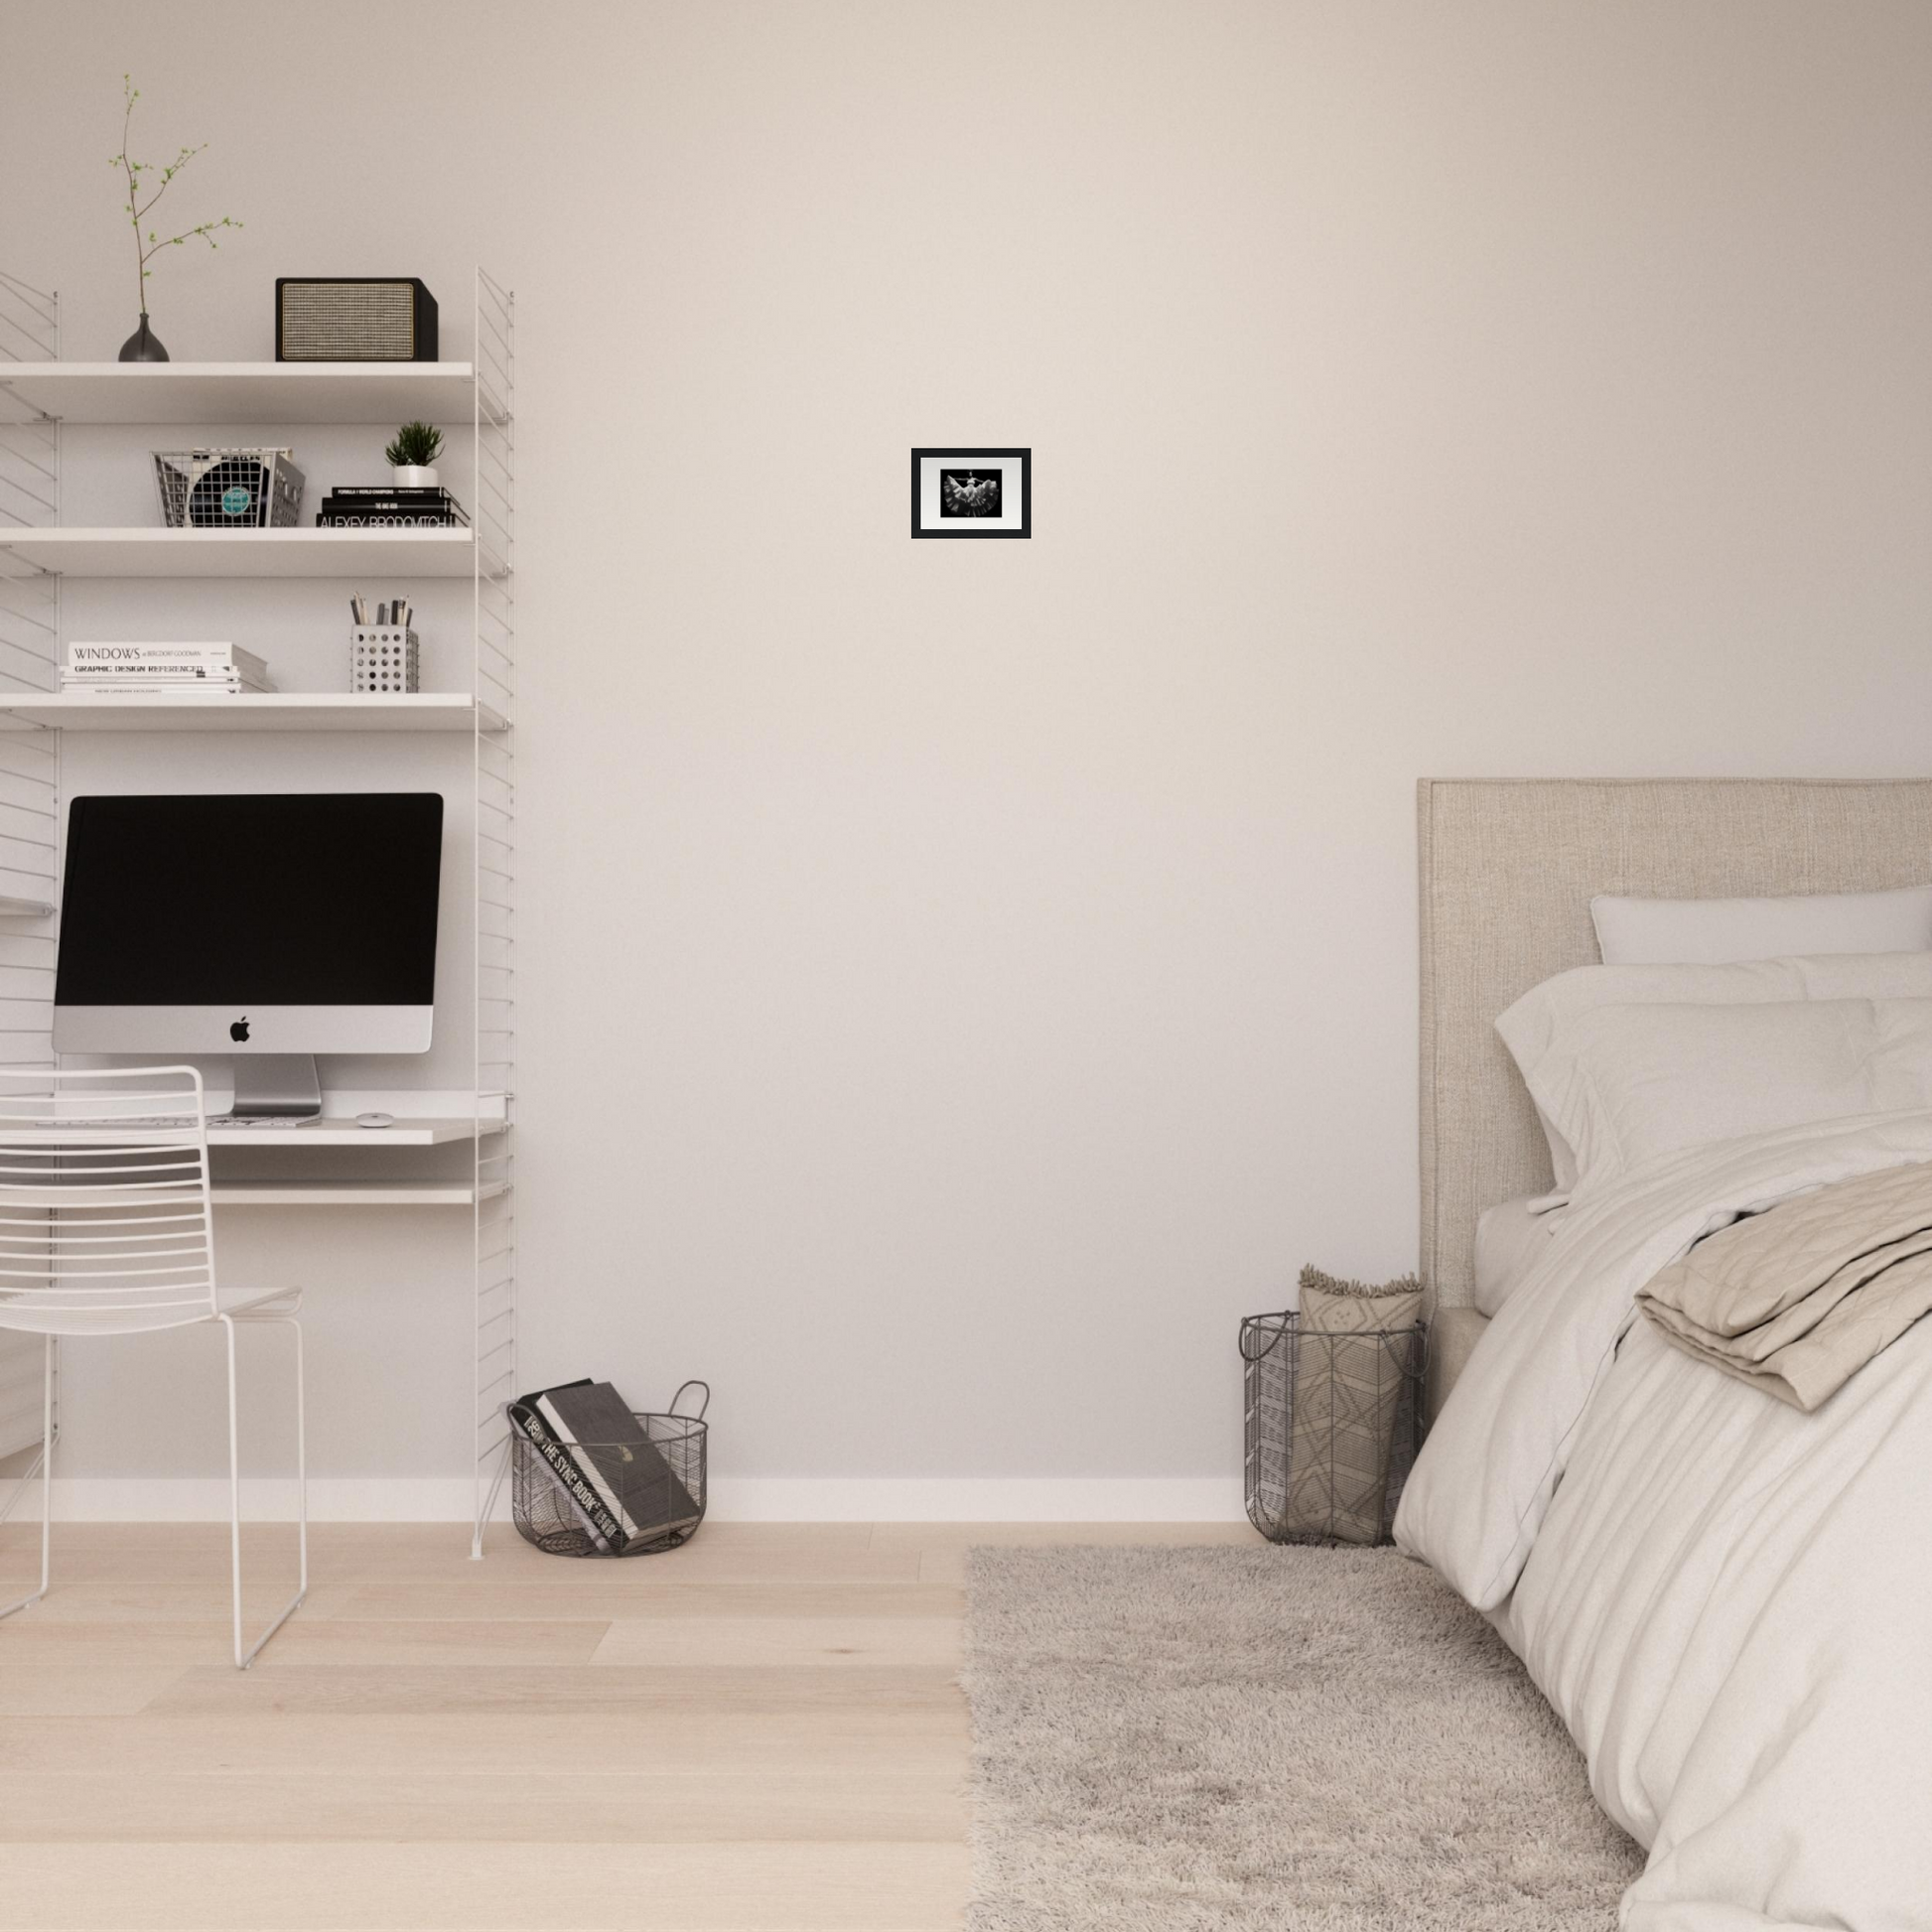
56, 793, 444, 1007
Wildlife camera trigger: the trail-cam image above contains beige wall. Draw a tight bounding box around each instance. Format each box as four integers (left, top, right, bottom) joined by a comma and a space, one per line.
5, 1, 1931, 1503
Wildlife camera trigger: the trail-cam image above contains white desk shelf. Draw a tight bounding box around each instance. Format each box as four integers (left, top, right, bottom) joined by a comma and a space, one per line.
0, 692, 506, 734
206, 1116, 484, 1149
210, 1179, 508, 1207
0, 526, 484, 579
0, 360, 489, 427
0, 267, 518, 1558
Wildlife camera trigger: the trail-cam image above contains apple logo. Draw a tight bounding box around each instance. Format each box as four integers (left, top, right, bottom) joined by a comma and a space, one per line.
229, 1017, 250, 1043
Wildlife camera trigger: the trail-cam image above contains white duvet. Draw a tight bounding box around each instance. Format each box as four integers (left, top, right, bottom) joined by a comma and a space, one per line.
1396, 1111, 1932, 1932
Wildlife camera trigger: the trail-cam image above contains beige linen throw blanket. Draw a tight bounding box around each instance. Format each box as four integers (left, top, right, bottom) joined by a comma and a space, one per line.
1283, 1267, 1424, 1544
1638, 1159, 1932, 1410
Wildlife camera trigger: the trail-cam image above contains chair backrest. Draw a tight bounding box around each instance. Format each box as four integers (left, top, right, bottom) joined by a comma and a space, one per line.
0, 1065, 217, 1336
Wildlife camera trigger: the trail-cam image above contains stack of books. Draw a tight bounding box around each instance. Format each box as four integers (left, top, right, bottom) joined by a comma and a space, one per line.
64, 642, 274, 695
316, 484, 469, 529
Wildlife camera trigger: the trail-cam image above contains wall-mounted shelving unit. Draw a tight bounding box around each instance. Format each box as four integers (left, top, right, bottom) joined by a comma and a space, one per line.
0, 267, 518, 1553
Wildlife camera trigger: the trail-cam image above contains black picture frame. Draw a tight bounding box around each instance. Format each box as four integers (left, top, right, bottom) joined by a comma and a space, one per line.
910, 447, 1031, 538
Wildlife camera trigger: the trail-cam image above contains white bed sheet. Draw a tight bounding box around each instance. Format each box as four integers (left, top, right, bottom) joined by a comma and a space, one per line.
1472, 1194, 1558, 1315
1398, 1112, 1932, 1930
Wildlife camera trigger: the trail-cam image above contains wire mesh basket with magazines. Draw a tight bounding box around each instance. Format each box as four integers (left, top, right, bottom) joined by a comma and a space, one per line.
509, 1381, 709, 1558
1241, 1311, 1425, 1547
152, 447, 306, 528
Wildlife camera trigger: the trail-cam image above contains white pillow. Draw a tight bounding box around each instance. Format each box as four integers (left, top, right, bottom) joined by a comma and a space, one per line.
1496, 952, 1932, 1195
1590, 884, 1932, 966
1515, 997, 1932, 1203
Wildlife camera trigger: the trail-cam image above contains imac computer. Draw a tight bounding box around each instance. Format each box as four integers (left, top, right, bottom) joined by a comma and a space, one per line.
53, 792, 445, 1120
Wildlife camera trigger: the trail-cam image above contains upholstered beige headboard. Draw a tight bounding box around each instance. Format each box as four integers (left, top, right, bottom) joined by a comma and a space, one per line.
1418, 777, 1932, 1311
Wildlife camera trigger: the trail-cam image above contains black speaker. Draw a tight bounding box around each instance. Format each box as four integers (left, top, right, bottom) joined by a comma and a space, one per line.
275, 278, 439, 361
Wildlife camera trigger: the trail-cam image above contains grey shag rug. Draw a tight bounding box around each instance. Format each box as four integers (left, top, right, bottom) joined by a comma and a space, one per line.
961, 1545, 1644, 1930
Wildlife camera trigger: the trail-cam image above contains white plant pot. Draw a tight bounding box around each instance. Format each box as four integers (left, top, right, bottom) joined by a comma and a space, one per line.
392, 466, 439, 488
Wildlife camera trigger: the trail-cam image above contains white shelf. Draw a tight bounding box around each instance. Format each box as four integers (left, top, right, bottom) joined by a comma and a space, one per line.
0, 526, 483, 579
205, 1117, 482, 1148
0, 361, 483, 426
0, 692, 504, 734
210, 1179, 506, 1208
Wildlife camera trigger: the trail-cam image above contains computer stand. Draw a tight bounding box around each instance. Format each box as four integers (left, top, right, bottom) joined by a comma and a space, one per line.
227, 1055, 323, 1122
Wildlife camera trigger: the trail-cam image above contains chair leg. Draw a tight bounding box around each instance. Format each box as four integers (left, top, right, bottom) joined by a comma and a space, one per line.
220, 1312, 308, 1670
471, 1433, 512, 1561
0, 1335, 54, 1622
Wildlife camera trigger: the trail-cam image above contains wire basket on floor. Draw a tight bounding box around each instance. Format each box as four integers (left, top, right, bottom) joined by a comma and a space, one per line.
510, 1381, 708, 1558
1241, 1311, 1425, 1547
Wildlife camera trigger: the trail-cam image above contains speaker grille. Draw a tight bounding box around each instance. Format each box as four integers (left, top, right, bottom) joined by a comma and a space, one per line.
279, 282, 418, 360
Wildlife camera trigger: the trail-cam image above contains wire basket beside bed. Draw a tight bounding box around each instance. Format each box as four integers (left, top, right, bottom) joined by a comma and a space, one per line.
1241, 1311, 1425, 1547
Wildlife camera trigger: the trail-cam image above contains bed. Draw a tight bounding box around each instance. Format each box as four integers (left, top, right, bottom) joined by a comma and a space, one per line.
1398, 777, 1932, 1932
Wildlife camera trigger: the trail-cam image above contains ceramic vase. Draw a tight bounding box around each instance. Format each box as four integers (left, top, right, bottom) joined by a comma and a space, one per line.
117, 314, 169, 362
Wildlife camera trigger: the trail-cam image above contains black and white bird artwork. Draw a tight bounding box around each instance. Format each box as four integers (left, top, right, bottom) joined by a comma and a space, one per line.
940, 469, 1002, 517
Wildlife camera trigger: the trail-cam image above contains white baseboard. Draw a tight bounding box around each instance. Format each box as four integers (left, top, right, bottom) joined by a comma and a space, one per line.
15, 1475, 1247, 1525
707, 1478, 1247, 1522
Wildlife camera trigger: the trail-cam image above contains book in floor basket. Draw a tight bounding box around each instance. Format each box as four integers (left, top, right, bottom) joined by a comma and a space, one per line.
507, 1380, 616, 1550
507, 1379, 703, 1553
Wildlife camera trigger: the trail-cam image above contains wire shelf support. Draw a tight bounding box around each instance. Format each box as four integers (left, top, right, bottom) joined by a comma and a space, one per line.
471, 268, 515, 1557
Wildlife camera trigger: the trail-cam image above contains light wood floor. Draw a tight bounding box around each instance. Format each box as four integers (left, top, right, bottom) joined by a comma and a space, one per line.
0, 1519, 1253, 1931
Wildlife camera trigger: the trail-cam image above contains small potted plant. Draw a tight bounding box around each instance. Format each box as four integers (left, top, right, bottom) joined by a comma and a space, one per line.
384, 421, 444, 488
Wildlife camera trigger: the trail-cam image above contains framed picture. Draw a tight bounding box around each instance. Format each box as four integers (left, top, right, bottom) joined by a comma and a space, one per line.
910, 448, 1031, 538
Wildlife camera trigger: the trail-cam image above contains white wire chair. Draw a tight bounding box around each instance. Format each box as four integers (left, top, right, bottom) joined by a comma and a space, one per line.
0, 1065, 306, 1668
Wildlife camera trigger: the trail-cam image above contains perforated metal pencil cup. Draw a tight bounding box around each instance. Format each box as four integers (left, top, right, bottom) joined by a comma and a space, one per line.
350, 625, 419, 693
